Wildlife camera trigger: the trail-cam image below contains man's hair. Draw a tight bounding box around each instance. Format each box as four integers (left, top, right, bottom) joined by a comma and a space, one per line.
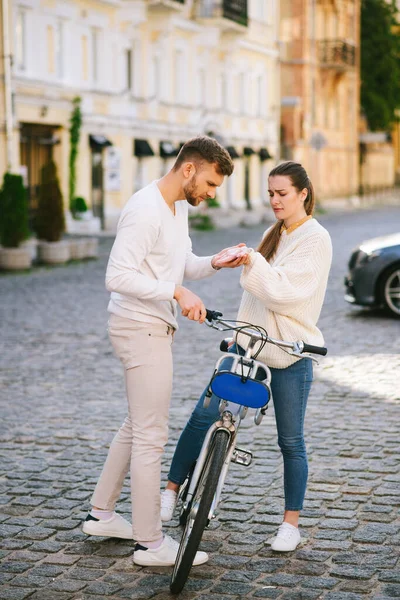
173, 136, 234, 176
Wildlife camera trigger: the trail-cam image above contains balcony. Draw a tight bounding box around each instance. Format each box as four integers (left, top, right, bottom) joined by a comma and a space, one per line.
147, 0, 185, 13
196, 0, 248, 30
318, 39, 356, 70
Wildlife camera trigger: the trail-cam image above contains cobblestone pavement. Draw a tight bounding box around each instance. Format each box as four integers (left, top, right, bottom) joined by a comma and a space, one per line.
1, 205, 399, 600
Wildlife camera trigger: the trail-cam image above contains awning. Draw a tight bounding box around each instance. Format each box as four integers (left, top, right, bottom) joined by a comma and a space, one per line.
89, 134, 112, 148
259, 147, 273, 161
226, 146, 240, 159
159, 141, 179, 158
243, 147, 256, 156
134, 139, 155, 157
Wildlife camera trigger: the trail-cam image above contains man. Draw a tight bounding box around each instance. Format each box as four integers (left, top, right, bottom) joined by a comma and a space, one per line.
82, 136, 248, 567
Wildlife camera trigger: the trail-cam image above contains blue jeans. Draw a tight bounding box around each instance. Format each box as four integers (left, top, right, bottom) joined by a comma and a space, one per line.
168, 346, 313, 511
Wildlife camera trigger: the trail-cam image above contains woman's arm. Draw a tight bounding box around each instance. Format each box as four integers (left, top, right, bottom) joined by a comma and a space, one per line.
240, 233, 332, 314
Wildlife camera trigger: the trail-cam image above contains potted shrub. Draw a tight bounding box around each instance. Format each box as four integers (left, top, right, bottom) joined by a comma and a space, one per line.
0, 173, 32, 270
71, 196, 88, 219
34, 161, 70, 264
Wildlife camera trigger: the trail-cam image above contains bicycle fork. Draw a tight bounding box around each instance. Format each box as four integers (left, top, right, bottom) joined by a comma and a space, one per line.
183, 410, 250, 523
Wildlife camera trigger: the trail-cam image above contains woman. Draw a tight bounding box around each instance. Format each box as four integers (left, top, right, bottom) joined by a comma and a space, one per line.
161, 161, 332, 552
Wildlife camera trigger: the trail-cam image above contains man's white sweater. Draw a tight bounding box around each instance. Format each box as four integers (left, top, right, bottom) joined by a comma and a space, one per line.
106, 181, 215, 329
238, 218, 332, 369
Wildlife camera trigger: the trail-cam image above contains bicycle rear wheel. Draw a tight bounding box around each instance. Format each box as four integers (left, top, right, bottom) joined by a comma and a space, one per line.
170, 429, 230, 595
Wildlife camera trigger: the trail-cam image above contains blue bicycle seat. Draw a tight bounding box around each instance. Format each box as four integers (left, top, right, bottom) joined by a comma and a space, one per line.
210, 370, 270, 409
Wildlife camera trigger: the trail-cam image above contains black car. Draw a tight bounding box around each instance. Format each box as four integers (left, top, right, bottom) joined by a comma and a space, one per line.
345, 232, 400, 317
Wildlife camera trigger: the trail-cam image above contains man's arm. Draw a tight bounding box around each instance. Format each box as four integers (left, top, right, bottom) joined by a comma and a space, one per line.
184, 238, 249, 280
105, 207, 175, 301
184, 236, 217, 280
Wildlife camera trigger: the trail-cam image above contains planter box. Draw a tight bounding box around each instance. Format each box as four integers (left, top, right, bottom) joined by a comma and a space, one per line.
66, 211, 101, 234
0, 246, 32, 270
38, 240, 71, 264
21, 238, 39, 262
69, 238, 88, 260
84, 237, 98, 259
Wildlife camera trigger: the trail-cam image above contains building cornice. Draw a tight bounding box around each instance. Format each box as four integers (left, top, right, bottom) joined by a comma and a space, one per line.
239, 40, 279, 58
171, 16, 203, 33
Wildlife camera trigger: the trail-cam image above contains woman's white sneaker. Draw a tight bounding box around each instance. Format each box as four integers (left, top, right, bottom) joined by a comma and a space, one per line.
82, 512, 133, 539
160, 489, 178, 522
270, 522, 301, 552
133, 534, 208, 567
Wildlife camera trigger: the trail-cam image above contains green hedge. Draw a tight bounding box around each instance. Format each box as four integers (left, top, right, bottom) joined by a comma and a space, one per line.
0, 173, 30, 248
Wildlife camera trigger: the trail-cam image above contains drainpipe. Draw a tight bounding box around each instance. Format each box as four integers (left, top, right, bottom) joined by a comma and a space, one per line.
2, 0, 14, 172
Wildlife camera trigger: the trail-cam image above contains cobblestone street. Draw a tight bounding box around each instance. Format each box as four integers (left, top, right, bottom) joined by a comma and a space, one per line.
1, 205, 400, 600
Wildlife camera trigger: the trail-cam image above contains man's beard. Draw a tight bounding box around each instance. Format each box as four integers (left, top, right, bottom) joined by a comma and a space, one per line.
184, 177, 202, 207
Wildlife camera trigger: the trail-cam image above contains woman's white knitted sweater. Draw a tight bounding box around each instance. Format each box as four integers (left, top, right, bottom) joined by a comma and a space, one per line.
237, 218, 332, 369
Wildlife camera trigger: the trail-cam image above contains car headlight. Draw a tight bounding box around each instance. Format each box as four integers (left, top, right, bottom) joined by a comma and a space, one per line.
354, 250, 368, 268
352, 249, 382, 269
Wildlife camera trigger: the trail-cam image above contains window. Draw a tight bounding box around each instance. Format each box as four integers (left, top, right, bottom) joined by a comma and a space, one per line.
91, 28, 98, 83
250, 0, 271, 23
126, 48, 132, 90
54, 21, 63, 79
47, 26, 55, 74
198, 67, 206, 107
220, 73, 227, 109
15, 9, 26, 71
151, 54, 160, 99
174, 49, 184, 104
82, 35, 88, 81
256, 75, 263, 117
239, 72, 246, 115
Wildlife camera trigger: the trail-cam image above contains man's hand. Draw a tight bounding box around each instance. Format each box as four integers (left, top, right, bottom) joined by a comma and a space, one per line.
212, 244, 251, 270
174, 285, 207, 323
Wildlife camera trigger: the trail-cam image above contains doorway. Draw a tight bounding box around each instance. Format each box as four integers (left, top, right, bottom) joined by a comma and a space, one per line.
19, 123, 59, 224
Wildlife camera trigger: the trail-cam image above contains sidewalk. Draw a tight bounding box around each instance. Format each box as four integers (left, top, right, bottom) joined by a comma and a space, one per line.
0, 206, 399, 600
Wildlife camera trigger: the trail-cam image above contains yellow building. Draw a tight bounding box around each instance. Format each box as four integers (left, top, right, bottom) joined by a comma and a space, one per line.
280, 0, 360, 201
1, 0, 280, 230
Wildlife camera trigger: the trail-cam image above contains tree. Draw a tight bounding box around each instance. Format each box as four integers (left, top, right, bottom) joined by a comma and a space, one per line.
69, 96, 82, 213
34, 161, 65, 242
0, 173, 30, 247
361, 0, 400, 131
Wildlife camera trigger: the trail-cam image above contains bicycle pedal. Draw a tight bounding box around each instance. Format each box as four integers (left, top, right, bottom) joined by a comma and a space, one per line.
231, 447, 252, 466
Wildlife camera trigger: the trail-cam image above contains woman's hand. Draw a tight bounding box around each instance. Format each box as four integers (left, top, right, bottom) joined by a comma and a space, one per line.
212, 244, 251, 269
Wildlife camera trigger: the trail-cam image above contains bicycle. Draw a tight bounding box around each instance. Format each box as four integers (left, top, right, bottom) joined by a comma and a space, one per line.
170, 309, 327, 594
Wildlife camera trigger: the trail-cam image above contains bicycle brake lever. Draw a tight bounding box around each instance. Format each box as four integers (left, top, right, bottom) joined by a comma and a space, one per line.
289, 350, 319, 365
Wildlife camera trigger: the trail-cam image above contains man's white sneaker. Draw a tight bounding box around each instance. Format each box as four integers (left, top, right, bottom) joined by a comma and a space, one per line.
160, 489, 178, 522
270, 522, 301, 552
82, 512, 133, 539
133, 534, 208, 567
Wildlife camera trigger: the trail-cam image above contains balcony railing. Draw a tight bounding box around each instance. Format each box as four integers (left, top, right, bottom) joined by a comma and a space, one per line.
197, 0, 248, 27
318, 39, 356, 69
223, 0, 247, 25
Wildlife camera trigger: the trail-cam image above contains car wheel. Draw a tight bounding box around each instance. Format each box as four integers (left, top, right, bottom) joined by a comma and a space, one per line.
379, 264, 400, 317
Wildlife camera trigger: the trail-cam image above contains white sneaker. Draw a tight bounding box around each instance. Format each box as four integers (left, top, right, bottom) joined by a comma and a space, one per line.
82, 512, 132, 539
270, 522, 301, 552
133, 534, 209, 567
160, 489, 178, 522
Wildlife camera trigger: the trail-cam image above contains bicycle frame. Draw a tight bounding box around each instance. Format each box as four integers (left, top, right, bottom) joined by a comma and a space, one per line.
182, 348, 272, 523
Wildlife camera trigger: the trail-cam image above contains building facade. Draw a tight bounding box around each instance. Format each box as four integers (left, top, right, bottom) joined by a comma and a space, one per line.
280, 0, 360, 200
1, 0, 280, 230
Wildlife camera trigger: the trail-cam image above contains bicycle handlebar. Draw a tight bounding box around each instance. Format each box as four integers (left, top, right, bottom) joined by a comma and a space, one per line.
205, 309, 328, 357
206, 309, 223, 322
301, 342, 327, 356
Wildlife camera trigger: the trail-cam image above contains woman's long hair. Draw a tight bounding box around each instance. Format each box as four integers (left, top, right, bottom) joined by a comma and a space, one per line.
258, 161, 315, 262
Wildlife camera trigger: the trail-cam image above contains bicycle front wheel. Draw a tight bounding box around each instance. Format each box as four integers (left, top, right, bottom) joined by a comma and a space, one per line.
170, 429, 230, 595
